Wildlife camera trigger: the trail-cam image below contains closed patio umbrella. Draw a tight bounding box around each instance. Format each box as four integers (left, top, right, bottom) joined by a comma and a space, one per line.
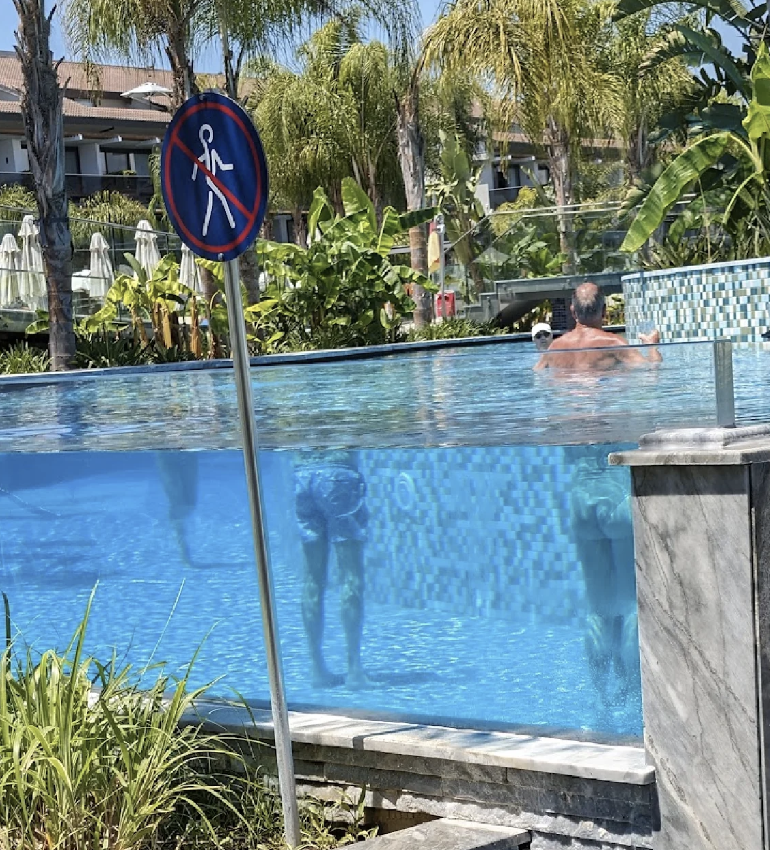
89, 232, 114, 299
18, 215, 46, 311
0, 233, 20, 306
135, 219, 161, 278
179, 243, 202, 293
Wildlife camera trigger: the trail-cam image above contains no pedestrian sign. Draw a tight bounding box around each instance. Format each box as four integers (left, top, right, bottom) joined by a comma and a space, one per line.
161, 91, 269, 262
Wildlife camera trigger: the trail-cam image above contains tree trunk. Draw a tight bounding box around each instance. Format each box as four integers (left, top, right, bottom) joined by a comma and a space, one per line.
166, 23, 198, 109
395, 76, 432, 327
545, 118, 575, 274
239, 247, 260, 304
627, 116, 648, 185
367, 159, 384, 226
292, 208, 307, 247
329, 182, 345, 217
14, 0, 75, 371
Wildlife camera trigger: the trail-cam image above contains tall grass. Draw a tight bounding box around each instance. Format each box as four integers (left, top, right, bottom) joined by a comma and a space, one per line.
0, 589, 235, 850
0, 591, 378, 850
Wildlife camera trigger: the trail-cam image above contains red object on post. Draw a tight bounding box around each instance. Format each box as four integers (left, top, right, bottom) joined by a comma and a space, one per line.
434, 291, 456, 317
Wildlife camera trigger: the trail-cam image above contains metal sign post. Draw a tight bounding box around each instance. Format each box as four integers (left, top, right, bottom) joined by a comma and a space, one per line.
222, 256, 301, 846
161, 91, 300, 847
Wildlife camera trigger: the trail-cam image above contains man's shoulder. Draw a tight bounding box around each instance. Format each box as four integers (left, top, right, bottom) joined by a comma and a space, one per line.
585, 331, 627, 348
548, 330, 625, 350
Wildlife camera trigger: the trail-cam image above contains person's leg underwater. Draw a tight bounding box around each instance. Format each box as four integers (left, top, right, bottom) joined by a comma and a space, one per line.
295, 468, 342, 687
610, 533, 639, 705
156, 451, 198, 568
301, 535, 343, 687
574, 534, 615, 709
334, 537, 368, 688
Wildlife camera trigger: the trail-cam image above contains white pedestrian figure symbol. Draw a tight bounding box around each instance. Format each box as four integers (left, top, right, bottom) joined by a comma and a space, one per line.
192, 124, 235, 237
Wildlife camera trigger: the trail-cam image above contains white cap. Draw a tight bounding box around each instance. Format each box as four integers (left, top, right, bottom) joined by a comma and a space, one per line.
531, 322, 552, 338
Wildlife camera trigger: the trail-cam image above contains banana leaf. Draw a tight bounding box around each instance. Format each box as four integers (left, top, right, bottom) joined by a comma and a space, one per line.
621, 132, 732, 252
743, 42, 770, 140
614, 0, 750, 25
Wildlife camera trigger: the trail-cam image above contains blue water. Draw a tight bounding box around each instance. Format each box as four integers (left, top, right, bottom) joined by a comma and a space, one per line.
0, 339, 764, 743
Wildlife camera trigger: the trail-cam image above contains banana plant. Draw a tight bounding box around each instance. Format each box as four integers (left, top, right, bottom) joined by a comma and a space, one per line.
622, 42, 770, 256
83, 253, 203, 355
247, 178, 437, 352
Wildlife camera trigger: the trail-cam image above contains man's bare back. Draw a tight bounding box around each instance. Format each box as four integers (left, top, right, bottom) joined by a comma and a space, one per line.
535, 283, 661, 371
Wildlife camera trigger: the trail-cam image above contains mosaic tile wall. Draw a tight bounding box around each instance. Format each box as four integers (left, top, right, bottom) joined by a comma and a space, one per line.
623, 258, 770, 343
353, 444, 634, 628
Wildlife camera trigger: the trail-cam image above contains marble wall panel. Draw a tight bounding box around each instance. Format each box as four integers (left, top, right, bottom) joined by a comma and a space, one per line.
632, 464, 761, 850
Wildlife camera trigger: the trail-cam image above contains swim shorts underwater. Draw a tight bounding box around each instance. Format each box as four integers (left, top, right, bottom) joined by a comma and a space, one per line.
294, 464, 368, 543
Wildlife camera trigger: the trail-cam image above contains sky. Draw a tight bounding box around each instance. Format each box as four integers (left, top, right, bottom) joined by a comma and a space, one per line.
0, 0, 747, 80
0, 0, 444, 72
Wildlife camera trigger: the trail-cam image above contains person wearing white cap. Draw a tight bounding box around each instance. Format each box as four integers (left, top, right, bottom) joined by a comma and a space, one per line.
531, 322, 552, 352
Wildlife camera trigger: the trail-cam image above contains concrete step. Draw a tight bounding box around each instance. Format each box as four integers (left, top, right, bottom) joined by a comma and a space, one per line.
355, 818, 530, 850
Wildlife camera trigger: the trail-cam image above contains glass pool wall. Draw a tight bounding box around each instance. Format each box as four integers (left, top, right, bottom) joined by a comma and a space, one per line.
0, 339, 727, 744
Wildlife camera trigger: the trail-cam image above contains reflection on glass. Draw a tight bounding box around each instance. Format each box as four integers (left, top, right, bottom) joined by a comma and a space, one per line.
569, 445, 638, 721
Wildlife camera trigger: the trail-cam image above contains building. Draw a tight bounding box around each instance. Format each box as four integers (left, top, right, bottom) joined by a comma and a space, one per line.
475, 127, 624, 213
0, 52, 173, 204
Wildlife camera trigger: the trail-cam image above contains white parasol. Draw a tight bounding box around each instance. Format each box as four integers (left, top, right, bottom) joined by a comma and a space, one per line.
88, 232, 114, 299
18, 215, 46, 311
135, 219, 161, 278
179, 243, 203, 294
0, 233, 20, 306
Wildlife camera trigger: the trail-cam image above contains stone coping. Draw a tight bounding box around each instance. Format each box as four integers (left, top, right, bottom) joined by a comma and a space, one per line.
184, 700, 654, 786
0, 334, 534, 389
610, 424, 770, 466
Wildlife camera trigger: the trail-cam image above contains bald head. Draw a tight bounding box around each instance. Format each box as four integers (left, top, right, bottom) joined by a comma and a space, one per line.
571, 283, 605, 327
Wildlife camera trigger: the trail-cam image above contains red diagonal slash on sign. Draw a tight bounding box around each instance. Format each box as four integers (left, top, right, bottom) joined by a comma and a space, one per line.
172, 136, 252, 219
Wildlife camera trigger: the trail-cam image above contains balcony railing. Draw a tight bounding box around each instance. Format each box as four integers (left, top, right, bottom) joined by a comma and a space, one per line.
0, 172, 155, 203
488, 186, 522, 208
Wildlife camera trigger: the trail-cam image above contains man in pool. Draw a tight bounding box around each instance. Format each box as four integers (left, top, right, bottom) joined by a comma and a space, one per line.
570, 445, 639, 713
535, 282, 661, 370
293, 449, 369, 688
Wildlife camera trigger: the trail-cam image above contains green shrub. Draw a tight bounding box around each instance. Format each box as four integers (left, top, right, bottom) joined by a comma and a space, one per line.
0, 342, 50, 374
0, 591, 377, 850
407, 317, 504, 341
251, 179, 435, 353
0, 185, 36, 222
0, 589, 236, 850
73, 330, 152, 368
69, 191, 157, 248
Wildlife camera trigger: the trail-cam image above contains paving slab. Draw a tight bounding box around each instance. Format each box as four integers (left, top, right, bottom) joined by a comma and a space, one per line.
355, 818, 529, 850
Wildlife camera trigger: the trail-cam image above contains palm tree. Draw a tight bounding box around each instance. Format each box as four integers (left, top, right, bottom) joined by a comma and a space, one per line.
394, 63, 431, 322
66, 0, 201, 108
14, 0, 76, 370
252, 58, 352, 245
604, 12, 697, 184
422, 0, 623, 269
250, 19, 480, 324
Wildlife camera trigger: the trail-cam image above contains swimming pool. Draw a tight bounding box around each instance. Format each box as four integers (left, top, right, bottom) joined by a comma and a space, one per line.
0, 339, 756, 743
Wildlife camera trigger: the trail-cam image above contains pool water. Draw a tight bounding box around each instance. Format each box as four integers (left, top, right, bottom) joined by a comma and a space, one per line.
0, 339, 760, 743
0, 445, 640, 742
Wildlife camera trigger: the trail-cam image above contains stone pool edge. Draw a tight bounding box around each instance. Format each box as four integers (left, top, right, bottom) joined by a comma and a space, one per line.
185, 699, 653, 785
182, 700, 656, 849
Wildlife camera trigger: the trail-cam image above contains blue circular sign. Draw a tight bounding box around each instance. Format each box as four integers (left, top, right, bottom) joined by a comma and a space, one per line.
161, 91, 269, 262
